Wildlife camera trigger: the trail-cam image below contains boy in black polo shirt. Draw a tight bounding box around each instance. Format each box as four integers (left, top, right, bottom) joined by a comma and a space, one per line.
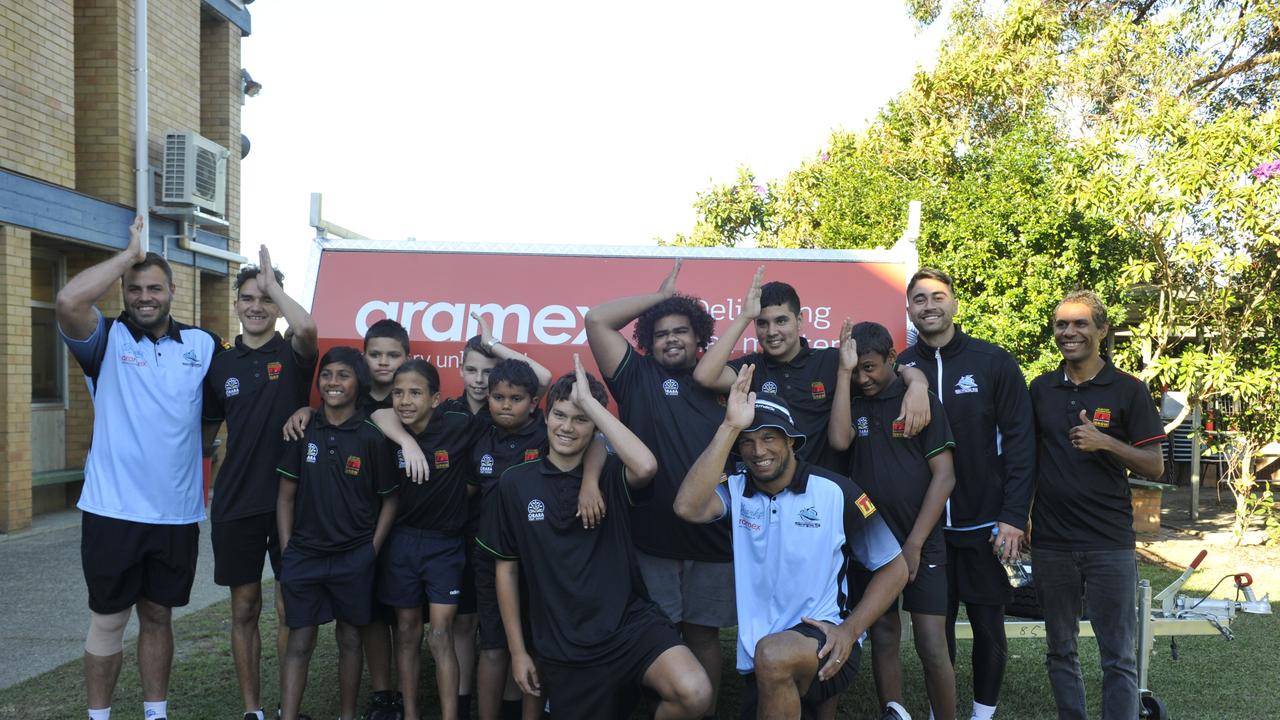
379, 359, 476, 720
276, 347, 400, 720
202, 247, 317, 720
479, 357, 712, 720
829, 322, 957, 720
1030, 291, 1165, 720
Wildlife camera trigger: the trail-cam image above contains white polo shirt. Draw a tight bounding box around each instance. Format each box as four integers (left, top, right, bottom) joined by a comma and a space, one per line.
62, 309, 223, 524
714, 461, 900, 673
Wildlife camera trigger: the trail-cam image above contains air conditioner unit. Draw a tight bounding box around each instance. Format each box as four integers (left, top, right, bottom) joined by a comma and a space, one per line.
162, 130, 228, 217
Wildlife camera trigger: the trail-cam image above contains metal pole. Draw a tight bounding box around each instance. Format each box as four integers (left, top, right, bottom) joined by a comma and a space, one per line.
1190, 402, 1202, 521
1137, 579, 1153, 695
134, 0, 149, 238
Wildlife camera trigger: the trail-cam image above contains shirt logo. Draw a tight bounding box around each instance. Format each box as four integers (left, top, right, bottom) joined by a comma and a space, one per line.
306, 442, 319, 464
434, 449, 450, 469
740, 502, 765, 521
795, 506, 821, 528
662, 378, 679, 397
856, 416, 870, 438
523, 448, 540, 462
121, 348, 148, 367
855, 493, 876, 518
955, 374, 979, 394
762, 380, 779, 394
811, 381, 826, 400
182, 349, 202, 368
903, 361, 917, 368
345, 455, 362, 476
266, 361, 283, 380
480, 453, 495, 475
527, 498, 546, 521
892, 419, 906, 438
1093, 407, 1112, 428
224, 377, 240, 397
396, 448, 406, 469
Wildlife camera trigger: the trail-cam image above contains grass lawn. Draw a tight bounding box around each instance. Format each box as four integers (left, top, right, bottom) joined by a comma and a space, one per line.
3, 561, 1276, 719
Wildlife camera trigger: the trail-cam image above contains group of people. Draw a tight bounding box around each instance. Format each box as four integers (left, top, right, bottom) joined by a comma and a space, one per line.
57, 217, 1166, 720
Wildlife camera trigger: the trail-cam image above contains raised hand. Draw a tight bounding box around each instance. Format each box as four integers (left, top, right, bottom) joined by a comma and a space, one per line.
742, 266, 765, 320
569, 353, 592, 409
127, 215, 147, 263
725, 364, 758, 431
657, 259, 683, 298
1070, 409, 1109, 452
256, 245, 280, 295
838, 319, 858, 373
471, 310, 495, 347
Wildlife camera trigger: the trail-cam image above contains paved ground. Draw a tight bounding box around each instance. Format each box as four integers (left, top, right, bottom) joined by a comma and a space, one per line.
0, 509, 225, 690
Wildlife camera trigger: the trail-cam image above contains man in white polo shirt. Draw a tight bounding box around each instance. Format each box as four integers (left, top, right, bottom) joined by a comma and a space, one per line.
676, 366, 908, 719
57, 216, 225, 720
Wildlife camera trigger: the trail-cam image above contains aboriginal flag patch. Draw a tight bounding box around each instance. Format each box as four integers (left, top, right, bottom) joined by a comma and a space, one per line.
345, 456, 362, 476
523, 448, 540, 462
855, 493, 876, 518
1092, 408, 1112, 428
434, 450, 450, 469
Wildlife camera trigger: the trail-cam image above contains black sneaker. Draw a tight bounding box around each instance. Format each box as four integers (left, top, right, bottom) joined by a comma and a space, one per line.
364, 690, 403, 720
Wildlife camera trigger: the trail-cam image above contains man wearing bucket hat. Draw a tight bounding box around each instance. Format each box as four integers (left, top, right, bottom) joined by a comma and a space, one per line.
676, 366, 908, 719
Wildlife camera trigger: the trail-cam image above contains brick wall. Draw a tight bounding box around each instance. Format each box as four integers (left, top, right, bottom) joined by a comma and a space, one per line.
0, 226, 34, 532
1, 1, 77, 188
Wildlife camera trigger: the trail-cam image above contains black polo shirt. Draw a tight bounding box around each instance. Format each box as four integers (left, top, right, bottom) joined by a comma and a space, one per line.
440, 394, 488, 421
394, 409, 477, 534
1029, 360, 1165, 550
203, 333, 316, 522
728, 338, 847, 472
848, 377, 955, 564
478, 454, 660, 665
468, 411, 548, 535
605, 345, 731, 562
359, 390, 393, 414
276, 409, 399, 556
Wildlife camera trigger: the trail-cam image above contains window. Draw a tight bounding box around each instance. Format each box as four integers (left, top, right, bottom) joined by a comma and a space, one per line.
32, 252, 65, 405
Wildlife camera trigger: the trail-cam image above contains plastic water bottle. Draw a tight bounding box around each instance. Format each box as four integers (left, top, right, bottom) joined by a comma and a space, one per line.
992, 526, 1032, 588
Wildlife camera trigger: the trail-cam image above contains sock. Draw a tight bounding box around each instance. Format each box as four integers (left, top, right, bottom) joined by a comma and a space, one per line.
929, 710, 936, 720
88, 709, 111, 720
143, 701, 167, 719
501, 699, 522, 720
972, 701, 997, 720
885, 702, 912, 720
457, 694, 472, 719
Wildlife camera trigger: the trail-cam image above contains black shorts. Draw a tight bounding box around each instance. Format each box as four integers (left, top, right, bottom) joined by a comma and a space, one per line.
739, 622, 860, 720
81, 512, 200, 614
536, 611, 683, 720
456, 536, 478, 615
212, 512, 282, 587
280, 543, 376, 628
471, 545, 507, 650
377, 526, 466, 608
945, 528, 1013, 606
852, 560, 948, 616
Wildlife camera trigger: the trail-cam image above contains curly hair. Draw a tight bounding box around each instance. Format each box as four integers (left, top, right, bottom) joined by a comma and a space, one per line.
632, 294, 715, 354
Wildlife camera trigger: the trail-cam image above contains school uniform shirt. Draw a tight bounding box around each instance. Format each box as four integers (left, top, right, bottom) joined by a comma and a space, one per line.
393, 409, 477, 534
898, 327, 1035, 532
61, 310, 224, 524
276, 409, 400, 556
358, 390, 393, 414
728, 338, 847, 472
847, 377, 955, 564
469, 411, 548, 537
203, 332, 316, 522
605, 345, 731, 562
478, 454, 661, 665
713, 461, 901, 673
1029, 360, 1166, 550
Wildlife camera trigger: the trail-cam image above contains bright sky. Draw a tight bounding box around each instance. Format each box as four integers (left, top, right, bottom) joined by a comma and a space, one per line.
239, 2, 949, 293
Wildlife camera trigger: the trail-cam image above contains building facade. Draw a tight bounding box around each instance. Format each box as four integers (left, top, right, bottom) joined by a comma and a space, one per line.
0, 0, 251, 532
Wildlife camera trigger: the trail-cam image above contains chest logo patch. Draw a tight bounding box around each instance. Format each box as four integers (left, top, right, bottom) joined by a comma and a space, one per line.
762, 380, 779, 394
182, 349, 202, 368
396, 448, 406, 469
306, 442, 319, 464
795, 506, 821, 528
434, 450, 450, 469
856, 416, 870, 438
1092, 408, 1112, 428
811, 381, 826, 400
662, 378, 679, 397
527, 498, 545, 522
266, 361, 283, 380
892, 419, 907, 438
955, 374, 979, 394
855, 493, 876, 518
480, 453, 494, 475
224, 377, 240, 397
903, 361, 917, 368
523, 448, 540, 462
121, 348, 148, 367
345, 455, 362, 476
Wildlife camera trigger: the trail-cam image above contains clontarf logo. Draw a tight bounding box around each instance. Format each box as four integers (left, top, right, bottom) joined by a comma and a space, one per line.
810, 381, 826, 400
527, 498, 546, 522
224, 377, 240, 397
182, 349, 202, 368
856, 416, 870, 438
1092, 407, 1112, 428
955, 374, 979, 394
795, 505, 821, 528
305, 442, 319, 464
480, 453, 495, 475
434, 450, 450, 469
523, 448, 540, 462
662, 378, 679, 397
344, 455, 362, 476
762, 380, 779, 394
266, 361, 283, 380
855, 493, 877, 518
892, 419, 906, 438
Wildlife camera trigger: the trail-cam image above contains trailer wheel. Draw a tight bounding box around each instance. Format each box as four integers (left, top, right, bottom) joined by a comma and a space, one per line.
1140, 695, 1169, 719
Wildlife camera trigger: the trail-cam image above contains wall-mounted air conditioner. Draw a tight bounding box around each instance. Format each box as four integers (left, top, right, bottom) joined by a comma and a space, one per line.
162, 130, 228, 217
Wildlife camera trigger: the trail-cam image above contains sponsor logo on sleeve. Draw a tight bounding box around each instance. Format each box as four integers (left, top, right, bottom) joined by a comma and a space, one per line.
855, 493, 876, 518
527, 499, 545, 521
434, 449, 450, 469
810, 381, 826, 400
345, 455, 363, 476
224, 377, 240, 397
1092, 407, 1112, 428
266, 361, 283, 380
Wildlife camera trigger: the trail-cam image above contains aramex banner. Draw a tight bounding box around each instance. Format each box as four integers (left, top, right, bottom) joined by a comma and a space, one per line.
305, 241, 919, 401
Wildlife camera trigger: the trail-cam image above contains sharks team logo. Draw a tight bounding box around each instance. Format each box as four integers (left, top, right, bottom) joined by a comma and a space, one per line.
955, 374, 979, 394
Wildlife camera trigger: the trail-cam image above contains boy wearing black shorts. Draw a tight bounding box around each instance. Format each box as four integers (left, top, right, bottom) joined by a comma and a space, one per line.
480, 357, 712, 720
276, 347, 400, 720
830, 322, 957, 720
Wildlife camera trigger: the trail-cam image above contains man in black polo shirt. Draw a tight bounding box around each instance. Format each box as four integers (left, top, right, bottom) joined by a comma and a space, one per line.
276, 347, 400, 720
693, 270, 932, 472
896, 268, 1035, 720
1029, 290, 1165, 720
584, 260, 732, 712
202, 247, 317, 720
479, 358, 712, 720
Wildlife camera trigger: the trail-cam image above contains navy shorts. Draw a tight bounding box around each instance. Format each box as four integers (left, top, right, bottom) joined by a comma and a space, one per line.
852, 559, 948, 616
81, 512, 199, 614
212, 511, 281, 588
471, 545, 508, 650
456, 536, 478, 615
739, 622, 860, 720
945, 528, 1013, 606
377, 526, 466, 608
280, 542, 376, 628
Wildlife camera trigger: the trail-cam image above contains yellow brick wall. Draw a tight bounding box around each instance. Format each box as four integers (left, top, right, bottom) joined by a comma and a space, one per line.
0, 1, 76, 188
0, 226, 34, 532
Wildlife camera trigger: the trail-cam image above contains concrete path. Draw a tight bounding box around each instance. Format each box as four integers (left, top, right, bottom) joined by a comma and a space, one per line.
0, 509, 225, 689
